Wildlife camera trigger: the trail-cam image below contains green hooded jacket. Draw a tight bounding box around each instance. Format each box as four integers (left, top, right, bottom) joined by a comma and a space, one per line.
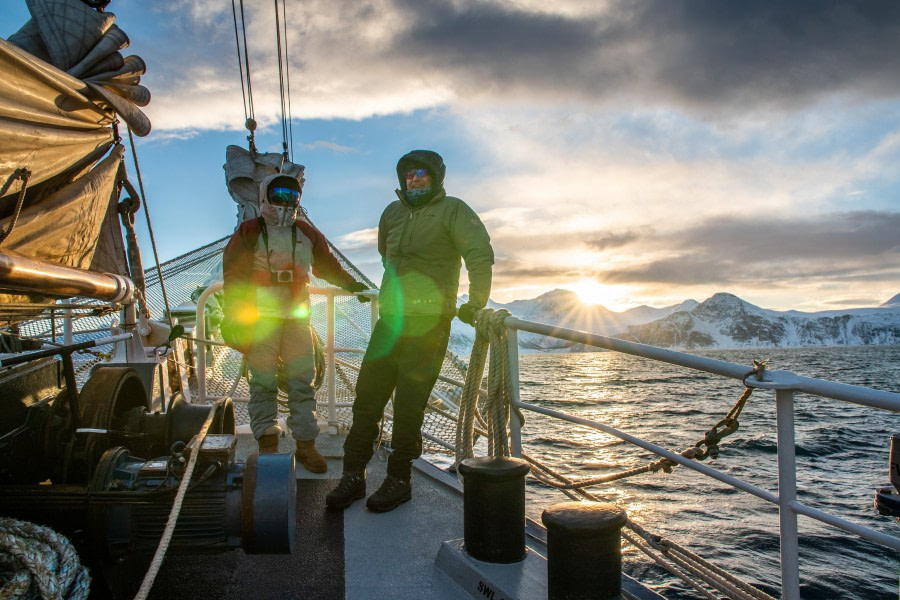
378, 150, 494, 318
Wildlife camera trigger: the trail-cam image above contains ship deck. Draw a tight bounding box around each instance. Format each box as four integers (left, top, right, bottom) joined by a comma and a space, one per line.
147, 431, 660, 600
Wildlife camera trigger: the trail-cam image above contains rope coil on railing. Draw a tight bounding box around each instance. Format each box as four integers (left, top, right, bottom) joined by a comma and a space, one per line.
455, 308, 522, 466
449, 318, 774, 599
0, 517, 91, 600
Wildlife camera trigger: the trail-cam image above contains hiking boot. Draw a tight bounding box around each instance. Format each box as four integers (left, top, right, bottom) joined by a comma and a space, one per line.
366, 476, 411, 512
295, 439, 327, 473
257, 425, 282, 453
325, 471, 366, 509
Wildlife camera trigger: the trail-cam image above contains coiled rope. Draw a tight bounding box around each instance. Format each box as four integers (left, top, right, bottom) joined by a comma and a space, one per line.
0, 518, 90, 600
455, 308, 524, 466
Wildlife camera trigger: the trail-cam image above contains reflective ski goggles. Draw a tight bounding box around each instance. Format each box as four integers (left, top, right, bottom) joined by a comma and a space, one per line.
405, 168, 429, 180
267, 187, 301, 206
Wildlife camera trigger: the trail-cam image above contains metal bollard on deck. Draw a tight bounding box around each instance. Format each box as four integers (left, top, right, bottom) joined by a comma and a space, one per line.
541, 502, 628, 600
458, 456, 531, 563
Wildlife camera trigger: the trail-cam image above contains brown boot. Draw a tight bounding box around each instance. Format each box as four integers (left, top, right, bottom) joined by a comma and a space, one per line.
258, 424, 281, 453
295, 439, 327, 473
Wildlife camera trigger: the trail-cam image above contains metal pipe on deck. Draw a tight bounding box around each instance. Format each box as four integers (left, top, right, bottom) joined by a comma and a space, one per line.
0, 249, 134, 304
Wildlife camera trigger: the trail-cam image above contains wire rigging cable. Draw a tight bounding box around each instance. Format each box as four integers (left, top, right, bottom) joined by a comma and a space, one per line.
281, 0, 294, 160
231, 0, 257, 152
273, 0, 294, 162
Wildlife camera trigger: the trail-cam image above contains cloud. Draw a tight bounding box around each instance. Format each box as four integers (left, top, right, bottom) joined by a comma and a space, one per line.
300, 140, 358, 153
139, 0, 900, 131
600, 211, 900, 285
586, 230, 646, 251
335, 227, 378, 250
823, 298, 882, 307
80, 2, 899, 310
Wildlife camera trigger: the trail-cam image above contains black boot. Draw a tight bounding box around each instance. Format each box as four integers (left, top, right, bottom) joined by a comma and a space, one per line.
366, 476, 411, 512
325, 471, 366, 509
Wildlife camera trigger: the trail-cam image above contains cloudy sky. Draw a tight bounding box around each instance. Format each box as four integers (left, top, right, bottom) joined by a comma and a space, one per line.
4, 1, 899, 311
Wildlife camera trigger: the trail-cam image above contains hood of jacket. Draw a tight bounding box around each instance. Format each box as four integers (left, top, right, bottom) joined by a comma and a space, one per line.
395, 149, 446, 206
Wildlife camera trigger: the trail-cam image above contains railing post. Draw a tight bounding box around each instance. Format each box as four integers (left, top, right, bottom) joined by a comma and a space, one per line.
193, 281, 223, 404
505, 325, 523, 457
776, 388, 800, 600
369, 292, 378, 331
327, 289, 337, 432
63, 309, 74, 345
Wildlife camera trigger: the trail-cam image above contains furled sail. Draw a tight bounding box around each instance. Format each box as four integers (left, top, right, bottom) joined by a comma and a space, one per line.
0, 0, 150, 315
224, 145, 306, 225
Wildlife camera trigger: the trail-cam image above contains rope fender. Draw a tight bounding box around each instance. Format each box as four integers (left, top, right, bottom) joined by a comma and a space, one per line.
0, 517, 90, 600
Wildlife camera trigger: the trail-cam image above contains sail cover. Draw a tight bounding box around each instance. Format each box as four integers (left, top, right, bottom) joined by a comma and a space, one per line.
224, 145, 305, 225
0, 0, 149, 312
1, 0, 150, 195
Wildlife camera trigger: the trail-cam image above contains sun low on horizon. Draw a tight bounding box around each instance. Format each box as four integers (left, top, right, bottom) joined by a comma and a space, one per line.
571, 279, 631, 311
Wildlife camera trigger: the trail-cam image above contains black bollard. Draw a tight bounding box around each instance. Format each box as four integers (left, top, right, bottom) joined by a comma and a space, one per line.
541, 502, 627, 600
458, 456, 531, 563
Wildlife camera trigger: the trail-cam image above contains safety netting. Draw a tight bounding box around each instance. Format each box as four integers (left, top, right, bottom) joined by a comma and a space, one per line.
5, 223, 468, 455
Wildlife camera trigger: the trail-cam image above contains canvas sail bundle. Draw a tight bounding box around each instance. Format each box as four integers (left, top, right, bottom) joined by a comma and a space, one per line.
225, 145, 305, 225
0, 0, 149, 312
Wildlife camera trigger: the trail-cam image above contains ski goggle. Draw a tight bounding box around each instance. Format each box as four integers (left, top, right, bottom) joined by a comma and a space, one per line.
405, 168, 429, 179
267, 187, 301, 206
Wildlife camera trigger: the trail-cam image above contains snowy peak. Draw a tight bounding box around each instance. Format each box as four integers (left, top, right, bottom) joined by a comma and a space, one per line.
881, 293, 900, 308
694, 293, 764, 318
623, 292, 900, 349
449, 290, 900, 354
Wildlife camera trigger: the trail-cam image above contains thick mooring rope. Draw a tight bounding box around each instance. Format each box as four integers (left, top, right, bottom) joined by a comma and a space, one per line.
455, 308, 519, 466
0, 518, 90, 600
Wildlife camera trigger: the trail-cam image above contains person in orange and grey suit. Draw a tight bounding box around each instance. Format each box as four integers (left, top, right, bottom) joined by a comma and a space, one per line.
221, 173, 369, 472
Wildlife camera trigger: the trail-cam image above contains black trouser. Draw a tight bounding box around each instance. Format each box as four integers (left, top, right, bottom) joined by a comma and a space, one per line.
343, 315, 452, 480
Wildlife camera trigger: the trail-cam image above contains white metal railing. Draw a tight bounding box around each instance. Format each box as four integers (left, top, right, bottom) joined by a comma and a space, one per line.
192, 289, 900, 599
500, 316, 900, 600
193, 282, 376, 427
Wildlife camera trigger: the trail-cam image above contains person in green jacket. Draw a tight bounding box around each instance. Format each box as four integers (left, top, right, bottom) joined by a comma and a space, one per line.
327, 149, 494, 512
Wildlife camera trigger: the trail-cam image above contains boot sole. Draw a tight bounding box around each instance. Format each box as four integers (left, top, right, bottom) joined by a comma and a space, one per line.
297, 460, 328, 473
366, 490, 412, 513
325, 489, 366, 510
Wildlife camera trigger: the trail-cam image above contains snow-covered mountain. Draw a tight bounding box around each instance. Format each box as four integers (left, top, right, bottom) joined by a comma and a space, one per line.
450, 289, 696, 354
622, 292, 900, 349
882, 293, 900, 309
449, 291, 900, 354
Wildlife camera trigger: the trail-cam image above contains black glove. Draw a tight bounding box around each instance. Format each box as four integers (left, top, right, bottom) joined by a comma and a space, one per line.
457, 303, 478, 325
347, 281, 371, 303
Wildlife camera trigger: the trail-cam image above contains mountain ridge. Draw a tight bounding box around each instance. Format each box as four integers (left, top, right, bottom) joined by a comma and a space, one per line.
449, 290, 900, 354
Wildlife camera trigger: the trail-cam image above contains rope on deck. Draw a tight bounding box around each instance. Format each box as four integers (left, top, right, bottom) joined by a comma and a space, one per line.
0, 517, 90, 600
133, 399, 224, 600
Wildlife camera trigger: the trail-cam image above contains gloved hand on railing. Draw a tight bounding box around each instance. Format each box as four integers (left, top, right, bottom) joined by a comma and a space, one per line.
457, 303, 478, 326
346, 281, 371, 303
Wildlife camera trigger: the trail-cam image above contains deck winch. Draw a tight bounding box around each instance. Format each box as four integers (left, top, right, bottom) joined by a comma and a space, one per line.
90, 439, 296, 557
0, 437, 296, 558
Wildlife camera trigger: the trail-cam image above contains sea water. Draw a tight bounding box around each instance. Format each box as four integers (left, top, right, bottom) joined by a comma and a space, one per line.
510, 345, 899, 599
